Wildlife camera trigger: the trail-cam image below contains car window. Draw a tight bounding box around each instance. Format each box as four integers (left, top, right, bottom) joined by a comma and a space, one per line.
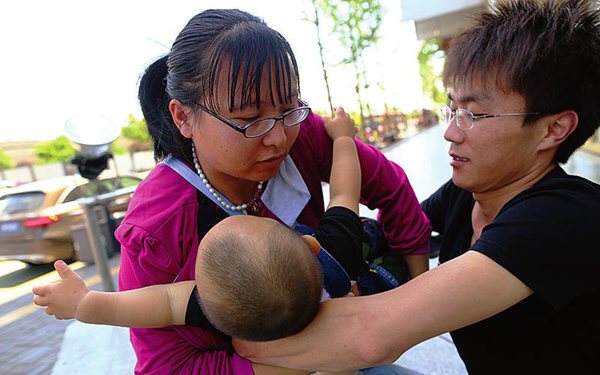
64, 181, 111, 202
62, 177, 140, 203
63, 185, 85, 202
93, 180, 114, 194
115, 177, 141, 188
0, 192, 46, 216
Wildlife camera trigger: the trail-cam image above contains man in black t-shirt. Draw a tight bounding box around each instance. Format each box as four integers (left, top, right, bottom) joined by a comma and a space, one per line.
230, 1, 600, 374
415, 0, 600, 371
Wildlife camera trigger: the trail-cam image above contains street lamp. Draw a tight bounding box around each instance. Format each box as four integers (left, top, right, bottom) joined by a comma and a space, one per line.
64, 114, 121, 291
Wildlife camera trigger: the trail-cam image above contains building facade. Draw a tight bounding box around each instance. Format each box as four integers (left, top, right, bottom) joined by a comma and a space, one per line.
401, 0, 600, 155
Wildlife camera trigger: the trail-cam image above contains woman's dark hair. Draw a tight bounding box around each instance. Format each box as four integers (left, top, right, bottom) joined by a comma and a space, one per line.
138, 9, 300, 163
443, 0, 600, 163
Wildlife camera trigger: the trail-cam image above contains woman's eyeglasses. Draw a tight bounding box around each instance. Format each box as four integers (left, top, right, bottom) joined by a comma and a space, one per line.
194, 100, 311, 138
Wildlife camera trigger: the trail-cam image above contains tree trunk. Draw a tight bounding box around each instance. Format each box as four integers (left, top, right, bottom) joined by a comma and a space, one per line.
28, 164, 37, 181
129, 151, 136, 172
312, 0, 335, 115
353, 60, 365, 128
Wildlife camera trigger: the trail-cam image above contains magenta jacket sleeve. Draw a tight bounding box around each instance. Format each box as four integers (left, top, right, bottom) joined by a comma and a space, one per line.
116, 165, 255, 375
291, 112, 431, 255
118, 236, 253, 374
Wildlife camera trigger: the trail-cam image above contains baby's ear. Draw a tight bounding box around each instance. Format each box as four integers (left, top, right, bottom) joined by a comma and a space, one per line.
301, 235, 321, 255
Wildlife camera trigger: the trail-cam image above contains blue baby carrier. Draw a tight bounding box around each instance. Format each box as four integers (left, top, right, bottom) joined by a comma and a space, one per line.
295, 218, 409, 298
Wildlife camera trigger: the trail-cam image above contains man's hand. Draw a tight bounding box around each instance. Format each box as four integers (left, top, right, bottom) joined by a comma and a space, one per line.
323, 107, 357, 141
32, 260, 90, 320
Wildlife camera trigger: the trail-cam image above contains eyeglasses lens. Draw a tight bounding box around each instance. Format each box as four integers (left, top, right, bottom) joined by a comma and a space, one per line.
246, 108, 310, 137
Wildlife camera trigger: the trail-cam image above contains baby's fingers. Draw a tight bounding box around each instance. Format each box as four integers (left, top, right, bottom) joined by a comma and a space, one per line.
43, 306, 55, 316
32, 284, 49, 296
334, 106, 347, 116
33, 294, 48, 307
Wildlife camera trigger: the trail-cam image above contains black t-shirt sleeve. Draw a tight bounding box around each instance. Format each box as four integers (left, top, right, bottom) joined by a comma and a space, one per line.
315, 206, 363, 279
472, 176, 600, 310
421, 180, 453, 234
185, 285, 218, 331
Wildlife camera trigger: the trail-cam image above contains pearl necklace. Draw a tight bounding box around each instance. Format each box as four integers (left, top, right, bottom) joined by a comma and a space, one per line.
191, 145, 264, 212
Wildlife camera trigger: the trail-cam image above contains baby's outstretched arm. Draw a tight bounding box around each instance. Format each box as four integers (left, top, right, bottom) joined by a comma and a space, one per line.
323, 107, 360, 214
32, 260, 89, 319
32, 260, 194, 328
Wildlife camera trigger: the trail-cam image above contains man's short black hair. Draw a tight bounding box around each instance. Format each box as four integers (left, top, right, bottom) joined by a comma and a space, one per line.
443, 0, 600, 163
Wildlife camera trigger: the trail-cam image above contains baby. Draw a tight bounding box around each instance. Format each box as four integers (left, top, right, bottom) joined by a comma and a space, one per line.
33, 107, 362, 342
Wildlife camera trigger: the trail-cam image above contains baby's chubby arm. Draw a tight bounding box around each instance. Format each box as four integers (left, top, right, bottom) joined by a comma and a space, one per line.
323, 107, 360, 215
32, 260, 194, 328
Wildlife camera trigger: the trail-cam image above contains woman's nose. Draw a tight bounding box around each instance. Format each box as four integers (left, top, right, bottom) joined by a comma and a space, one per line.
262, 120, 287, 148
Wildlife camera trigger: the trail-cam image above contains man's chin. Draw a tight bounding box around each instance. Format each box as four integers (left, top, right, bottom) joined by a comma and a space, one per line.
451, 175, 475, 192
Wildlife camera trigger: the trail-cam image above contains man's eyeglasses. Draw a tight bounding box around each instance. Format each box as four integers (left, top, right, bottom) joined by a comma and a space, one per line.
440, 105, 541, 130
194, 100, 311, 138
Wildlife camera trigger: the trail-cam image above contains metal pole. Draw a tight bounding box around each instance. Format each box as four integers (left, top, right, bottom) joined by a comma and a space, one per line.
80, 197, 115, 292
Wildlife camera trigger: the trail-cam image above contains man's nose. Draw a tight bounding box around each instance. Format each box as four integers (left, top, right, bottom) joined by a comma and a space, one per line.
443, 117, 464, 144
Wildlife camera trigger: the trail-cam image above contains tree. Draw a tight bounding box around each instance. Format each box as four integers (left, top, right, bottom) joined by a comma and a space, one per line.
0, 148, 14, 180
33, 135, 76, 164
317, 0, 383, 127
121, 114, 152, 150
0, 148, 14, 170
417, 39, 447, 107
305, 0, 335, 115
121, 114, 152, 171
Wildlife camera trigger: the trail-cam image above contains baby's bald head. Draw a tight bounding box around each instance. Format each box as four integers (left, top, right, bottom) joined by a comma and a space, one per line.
195, 215, 323, 341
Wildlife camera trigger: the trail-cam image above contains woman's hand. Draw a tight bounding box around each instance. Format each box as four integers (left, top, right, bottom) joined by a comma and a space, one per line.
323, 107, 357, 141
32, 260, 90, 320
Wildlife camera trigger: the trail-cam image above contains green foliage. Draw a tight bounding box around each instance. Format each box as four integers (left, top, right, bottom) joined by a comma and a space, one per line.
417, 39, 447, 106
110, 143, 127, 155
304, 0, 335, 115
316, 0, 384, 125
0, 148, 14, 169
319, 0, 382, 61
33, 135, 76, 164
121, 114, 152, 152
121, 114, 150, 142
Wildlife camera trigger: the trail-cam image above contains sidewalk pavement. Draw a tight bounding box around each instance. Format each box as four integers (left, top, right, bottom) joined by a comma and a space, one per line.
51, 124, 600, 374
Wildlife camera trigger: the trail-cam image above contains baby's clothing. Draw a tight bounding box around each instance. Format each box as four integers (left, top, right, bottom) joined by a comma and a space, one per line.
185, 206, 362, 328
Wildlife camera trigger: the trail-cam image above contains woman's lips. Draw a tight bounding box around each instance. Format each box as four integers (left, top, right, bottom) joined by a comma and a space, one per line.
258, 154, 285, 167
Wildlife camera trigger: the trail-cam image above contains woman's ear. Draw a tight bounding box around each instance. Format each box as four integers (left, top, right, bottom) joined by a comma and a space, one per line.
301, 235, 321, 255
537, 110, 578, 152
169, 99, 193, 139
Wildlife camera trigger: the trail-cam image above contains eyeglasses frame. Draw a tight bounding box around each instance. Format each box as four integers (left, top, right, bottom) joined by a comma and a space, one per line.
193, 99, 311, 138
440, 105, 541, 130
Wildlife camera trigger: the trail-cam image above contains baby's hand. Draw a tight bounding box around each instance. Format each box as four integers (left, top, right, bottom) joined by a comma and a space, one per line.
323, 107, 357, 141
32, 260, 89, 320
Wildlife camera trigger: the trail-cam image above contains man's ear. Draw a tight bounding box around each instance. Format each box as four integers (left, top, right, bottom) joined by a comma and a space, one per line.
169, 99, 193, 139
537, 110, 578, 152
301, 235, 321, 255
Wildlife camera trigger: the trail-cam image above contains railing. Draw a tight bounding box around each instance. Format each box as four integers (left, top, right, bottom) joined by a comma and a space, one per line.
77, 186, 136, 292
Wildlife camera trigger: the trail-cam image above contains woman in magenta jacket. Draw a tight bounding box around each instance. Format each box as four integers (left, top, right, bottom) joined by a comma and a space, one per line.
117, 8, 431, 375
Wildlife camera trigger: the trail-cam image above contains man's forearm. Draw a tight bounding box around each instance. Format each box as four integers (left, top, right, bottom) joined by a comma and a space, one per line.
236, 252, 534, 371
235, 296, 399, 372
252, 363, 310, 375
